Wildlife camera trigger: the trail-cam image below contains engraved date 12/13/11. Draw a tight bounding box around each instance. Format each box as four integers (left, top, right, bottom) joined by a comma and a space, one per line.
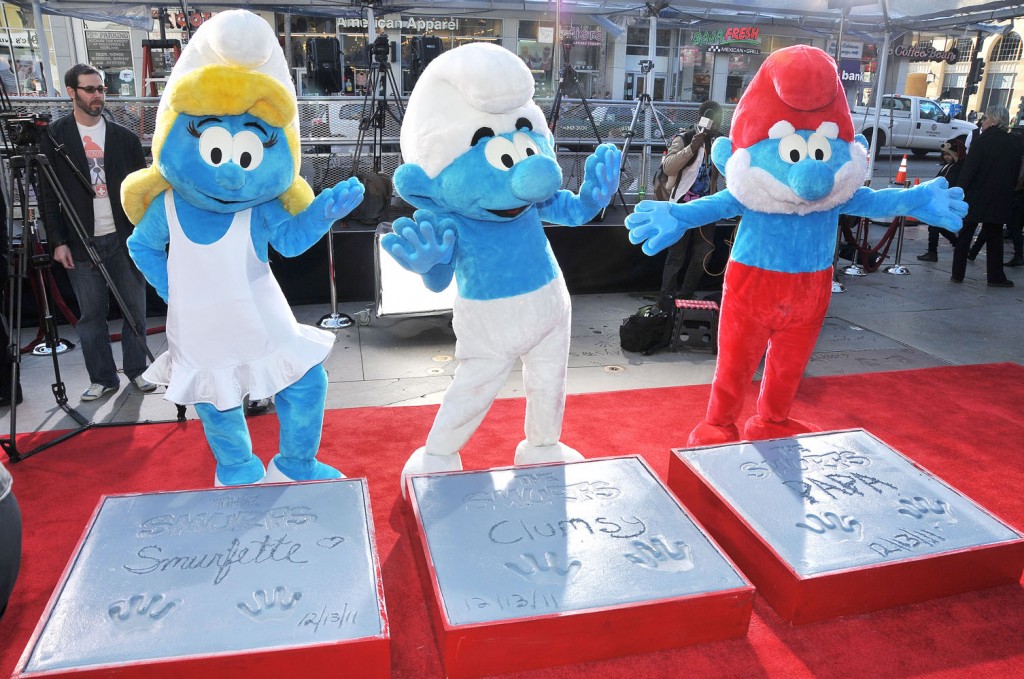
465, 591, 560, 613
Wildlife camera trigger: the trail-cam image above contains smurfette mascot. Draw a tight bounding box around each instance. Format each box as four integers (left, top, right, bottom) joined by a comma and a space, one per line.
122, 10, 364, 486
381, 43, 621, 488
626, 46, 968, 446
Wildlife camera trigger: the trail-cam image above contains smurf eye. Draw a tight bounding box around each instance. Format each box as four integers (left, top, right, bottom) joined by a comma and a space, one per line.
807, 133, 832, 162
199, 126, 232, 167
232, 130, 265, 170
513, 131, 539, 159
484, 136, 517, 171
778, 133, 808, 164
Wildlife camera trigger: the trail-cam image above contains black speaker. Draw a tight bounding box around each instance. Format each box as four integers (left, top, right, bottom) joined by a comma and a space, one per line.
411, 36, 443, 70
306, 37, 342, 94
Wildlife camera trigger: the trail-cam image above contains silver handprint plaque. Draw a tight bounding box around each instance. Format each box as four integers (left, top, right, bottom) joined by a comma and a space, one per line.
17, 479, 389, 678
406, 456, 753, 677
671, 429, 1024, 624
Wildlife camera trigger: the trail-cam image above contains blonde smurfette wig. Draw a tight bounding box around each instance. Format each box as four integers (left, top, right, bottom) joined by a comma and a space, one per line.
121, 63, 312, 224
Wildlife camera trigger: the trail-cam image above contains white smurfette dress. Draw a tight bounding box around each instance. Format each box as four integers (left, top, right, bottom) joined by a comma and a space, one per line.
144, 190, 334, 410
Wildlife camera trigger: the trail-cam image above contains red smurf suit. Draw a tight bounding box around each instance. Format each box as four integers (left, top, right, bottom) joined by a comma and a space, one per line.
625, 46, 967, 446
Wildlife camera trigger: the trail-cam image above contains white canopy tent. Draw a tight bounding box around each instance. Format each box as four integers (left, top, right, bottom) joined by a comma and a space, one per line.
24, 0, 1024, 163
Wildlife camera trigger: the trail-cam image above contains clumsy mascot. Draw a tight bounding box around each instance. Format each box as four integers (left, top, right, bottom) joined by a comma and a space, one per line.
625, 45, 967, 446
123, 10, 364, 486
382, 42, 621, 488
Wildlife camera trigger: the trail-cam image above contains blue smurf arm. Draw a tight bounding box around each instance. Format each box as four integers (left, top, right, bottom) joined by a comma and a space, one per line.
842, 179, 967, 232
381, 210, 457, 292
262, 177, 365, 258
538, 143, 621, 225
126, 191, 171, 302
626, 190, 744, 255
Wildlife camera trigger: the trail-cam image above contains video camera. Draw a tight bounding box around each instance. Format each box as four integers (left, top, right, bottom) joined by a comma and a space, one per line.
371, 34, 391, 64
639, 59, 654, 74
0, 111, 51, 151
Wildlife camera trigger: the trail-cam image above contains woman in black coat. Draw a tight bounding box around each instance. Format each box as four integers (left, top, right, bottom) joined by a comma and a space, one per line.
951, 105, 1024, 287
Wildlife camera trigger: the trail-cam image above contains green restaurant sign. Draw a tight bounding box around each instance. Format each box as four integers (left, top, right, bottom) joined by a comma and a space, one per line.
691, 26, 762, 54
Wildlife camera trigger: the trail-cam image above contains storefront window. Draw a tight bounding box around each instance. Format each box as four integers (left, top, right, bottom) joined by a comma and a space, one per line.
519, 20, 555, 97
625, 25, 671, 57
403, 16, 501, 94
981, 72, 1014, 112
84, 22, 135, 96
676, 46, 712, 102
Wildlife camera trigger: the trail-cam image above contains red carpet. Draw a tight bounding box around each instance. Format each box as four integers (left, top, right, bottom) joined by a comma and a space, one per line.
3, 363, 1023, 678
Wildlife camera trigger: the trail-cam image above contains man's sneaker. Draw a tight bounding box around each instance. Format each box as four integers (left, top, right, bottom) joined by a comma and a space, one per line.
916, 251, 938, 262
81, 383, 118, 401
133, 376, 158, 392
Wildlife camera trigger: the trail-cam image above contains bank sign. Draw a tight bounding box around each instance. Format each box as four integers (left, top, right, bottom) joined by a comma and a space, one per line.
691, 27, 761, 54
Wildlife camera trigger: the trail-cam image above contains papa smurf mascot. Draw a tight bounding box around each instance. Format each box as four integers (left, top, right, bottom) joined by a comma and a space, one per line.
382, 42, 621, 488
626, 45, 967, 446
122, 10, 364, 486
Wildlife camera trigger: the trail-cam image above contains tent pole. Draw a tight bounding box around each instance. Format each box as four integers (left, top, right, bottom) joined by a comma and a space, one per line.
865, 29, 891, 184
32, 0, 54, 97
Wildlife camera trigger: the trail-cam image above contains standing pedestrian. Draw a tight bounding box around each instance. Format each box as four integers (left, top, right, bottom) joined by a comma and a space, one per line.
40, 64, 155, 399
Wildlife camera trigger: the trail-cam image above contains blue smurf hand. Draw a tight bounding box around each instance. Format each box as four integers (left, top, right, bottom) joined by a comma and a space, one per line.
313, 176, 365, 221
908, 177, 968, 232
625, 200, 691, 255
381, 209, 457, 274
579, 143, 622, 209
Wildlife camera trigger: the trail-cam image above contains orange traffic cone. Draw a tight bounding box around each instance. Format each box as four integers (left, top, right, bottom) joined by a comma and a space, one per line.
894, 154, 908, 184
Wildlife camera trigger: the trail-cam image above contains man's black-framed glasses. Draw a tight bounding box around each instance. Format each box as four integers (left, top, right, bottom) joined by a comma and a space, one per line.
75, 85, 106, 94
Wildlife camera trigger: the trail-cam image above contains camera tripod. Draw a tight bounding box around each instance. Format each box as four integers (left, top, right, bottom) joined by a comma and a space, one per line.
548, 39, 627, 212
619, 61, 669, 210
350, 54, 405, 176
0, 134, 168, 463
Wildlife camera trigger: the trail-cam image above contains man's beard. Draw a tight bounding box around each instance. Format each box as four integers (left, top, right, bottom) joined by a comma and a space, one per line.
74, 93, 103, 118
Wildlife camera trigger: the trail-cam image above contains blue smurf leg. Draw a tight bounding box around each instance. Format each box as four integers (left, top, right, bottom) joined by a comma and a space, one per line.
267, 365, 343, 482
194, 402, 266, 486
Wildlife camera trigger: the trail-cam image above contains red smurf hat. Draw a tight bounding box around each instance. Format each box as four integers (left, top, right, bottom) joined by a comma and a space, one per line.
730, 45, 855, 150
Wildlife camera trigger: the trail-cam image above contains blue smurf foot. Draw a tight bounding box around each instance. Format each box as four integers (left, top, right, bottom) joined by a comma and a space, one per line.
195, 402, 266, 486
262, 365, 343, 483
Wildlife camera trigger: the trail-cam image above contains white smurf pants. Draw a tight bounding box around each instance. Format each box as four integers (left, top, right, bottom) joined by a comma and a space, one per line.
424, 276, 571, 458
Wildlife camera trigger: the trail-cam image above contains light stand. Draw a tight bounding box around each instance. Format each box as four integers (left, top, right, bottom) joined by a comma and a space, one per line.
548, 37, 626, 211
0, 107, 180, 463
316, 36, 405, 331
618, 58, 669, 211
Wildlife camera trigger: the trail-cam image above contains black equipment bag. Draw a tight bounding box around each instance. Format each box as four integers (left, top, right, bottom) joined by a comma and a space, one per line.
619, 304, 674, 355
346, 171, 393, 225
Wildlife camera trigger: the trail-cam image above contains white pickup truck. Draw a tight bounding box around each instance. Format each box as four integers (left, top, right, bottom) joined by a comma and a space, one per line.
851, 94, 976, 156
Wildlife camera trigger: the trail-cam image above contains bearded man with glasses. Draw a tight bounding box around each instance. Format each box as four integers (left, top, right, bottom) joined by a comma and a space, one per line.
40, 64, 154, 401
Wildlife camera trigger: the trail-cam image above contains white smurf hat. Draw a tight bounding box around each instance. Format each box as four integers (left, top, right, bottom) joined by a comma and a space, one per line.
400, 42, 550, 178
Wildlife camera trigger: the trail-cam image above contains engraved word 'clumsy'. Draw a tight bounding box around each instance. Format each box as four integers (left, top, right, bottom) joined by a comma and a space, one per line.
124, 534, 308, 585
488, 515, 646, 544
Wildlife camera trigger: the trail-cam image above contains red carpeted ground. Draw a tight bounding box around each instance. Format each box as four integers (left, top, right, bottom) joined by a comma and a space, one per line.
3, 363, 1024, 678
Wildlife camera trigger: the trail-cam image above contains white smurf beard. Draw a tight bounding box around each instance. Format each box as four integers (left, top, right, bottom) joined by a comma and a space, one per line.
724, 141, 868, 216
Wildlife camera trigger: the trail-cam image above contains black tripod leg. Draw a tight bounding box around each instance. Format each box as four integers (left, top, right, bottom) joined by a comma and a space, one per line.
34, 156, 155, 364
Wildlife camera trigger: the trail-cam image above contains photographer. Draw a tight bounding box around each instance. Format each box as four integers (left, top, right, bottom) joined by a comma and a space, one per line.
656, 99, 725, 300
40, 64, 153, 400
